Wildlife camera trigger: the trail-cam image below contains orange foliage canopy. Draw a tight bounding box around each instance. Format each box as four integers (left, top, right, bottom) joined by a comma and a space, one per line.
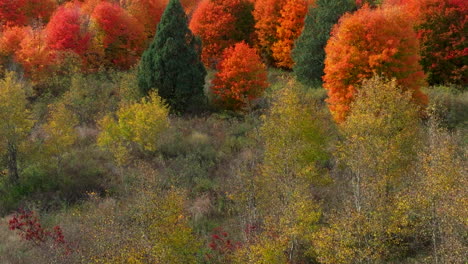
125, 0, 167, 39
190, 0, 255, 67
253, 0, 287, 62
15, 28, 56, 82
212, 42, 268, 110
0, 0, 56, 26
90, 1, 145, 69
124, 0, 204, 42
271, 0, 309, 69
0, 26, 29, 57
323, 5, 427, 122
45, 4, 91, 56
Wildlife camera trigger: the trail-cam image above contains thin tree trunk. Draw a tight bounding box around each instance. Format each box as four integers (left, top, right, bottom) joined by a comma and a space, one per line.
7, 141, 19, 185
432, 200, 439, 264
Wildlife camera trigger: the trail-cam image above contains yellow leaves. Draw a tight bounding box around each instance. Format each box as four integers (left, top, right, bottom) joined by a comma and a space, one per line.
252, 80, 327, 262
339, 76, 420, 183
97, 92, 169, 165
42, 102, 79, 158
233, 235, 288, 264
0, 72, 35, 152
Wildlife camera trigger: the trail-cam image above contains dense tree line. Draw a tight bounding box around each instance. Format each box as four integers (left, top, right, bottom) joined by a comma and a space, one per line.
0, 0, 466, 263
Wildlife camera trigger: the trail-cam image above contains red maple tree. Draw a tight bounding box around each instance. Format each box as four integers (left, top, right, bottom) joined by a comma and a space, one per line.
90, 1, 145, 69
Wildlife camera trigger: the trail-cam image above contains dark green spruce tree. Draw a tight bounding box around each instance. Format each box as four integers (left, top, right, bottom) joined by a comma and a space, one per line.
138, 0, 206, 112
292, 0, 356, 86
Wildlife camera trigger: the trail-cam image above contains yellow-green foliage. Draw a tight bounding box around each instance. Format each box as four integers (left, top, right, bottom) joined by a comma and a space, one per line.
252, 80, 326, 262
338, 76, 421, 210
42, 102, 79, 160
0, 72, 35, 183
313, 76, 423, 264
409, 122, 467, 263
97, 92, 169, 164
117, 70, 141, 103
0, 72, 34, 151
77, 188, 200, 264
233, 236, 288, 264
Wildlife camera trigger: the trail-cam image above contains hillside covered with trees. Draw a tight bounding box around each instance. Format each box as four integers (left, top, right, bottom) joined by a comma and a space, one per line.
0, 0, 466, 263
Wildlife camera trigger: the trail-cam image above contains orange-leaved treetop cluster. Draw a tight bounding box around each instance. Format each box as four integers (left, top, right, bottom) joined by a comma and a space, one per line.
126, 0, 167, 41
271, 0, 309, 69
212, 42, 269, 110
189, 0, 255, 68
0, 25, 53, 83
253, 0, 287, 62
323, 5, 427, 122
121, 0, 203, 41
254, 0, 312, 68
15, 28, 56, 82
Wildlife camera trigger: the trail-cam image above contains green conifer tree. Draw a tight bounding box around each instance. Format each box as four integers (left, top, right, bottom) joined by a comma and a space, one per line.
138, 0, 206, 112
292, 0, 356, 86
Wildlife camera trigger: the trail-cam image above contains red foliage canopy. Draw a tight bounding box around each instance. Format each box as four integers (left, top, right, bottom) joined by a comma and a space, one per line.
0, 0, 27, 26
0, 0, 56, 26
212, 42, 269, 110
90, 1, 145, 69
45, 4, 91, 55
385, 0, 467, 85
323, 5, 427, 122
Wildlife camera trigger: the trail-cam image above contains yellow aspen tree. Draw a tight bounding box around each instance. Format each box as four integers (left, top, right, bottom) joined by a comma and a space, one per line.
0, 72, 35, 184
42, 102, 79, 174
97, 92, 169, 165
242, 80, 327, 263
313, 76, 423, 263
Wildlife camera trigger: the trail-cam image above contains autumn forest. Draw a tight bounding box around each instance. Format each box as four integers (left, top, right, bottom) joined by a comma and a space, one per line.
0, 0, 466, 263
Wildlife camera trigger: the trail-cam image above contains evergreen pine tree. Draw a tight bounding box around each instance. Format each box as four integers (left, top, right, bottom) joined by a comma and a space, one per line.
292, 0, 356, 86
138, 0, 206, 112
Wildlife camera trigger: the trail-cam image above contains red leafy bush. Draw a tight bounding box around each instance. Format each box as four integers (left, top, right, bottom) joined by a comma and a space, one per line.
206, 227, 242, 262
8, 209, 72, 255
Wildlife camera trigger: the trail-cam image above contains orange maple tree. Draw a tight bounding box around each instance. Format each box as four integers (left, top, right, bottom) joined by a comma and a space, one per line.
271, 0, 309, 69
125, 0, 167, 40
190, 0, 255, 68
15, 27, 56, 83
253, 0, 287, 63
0, 26, 29, 57
90, 1, 145, 69
323, 5, 427, 122
211, 42, 268, 110
125, 0, 203, 41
